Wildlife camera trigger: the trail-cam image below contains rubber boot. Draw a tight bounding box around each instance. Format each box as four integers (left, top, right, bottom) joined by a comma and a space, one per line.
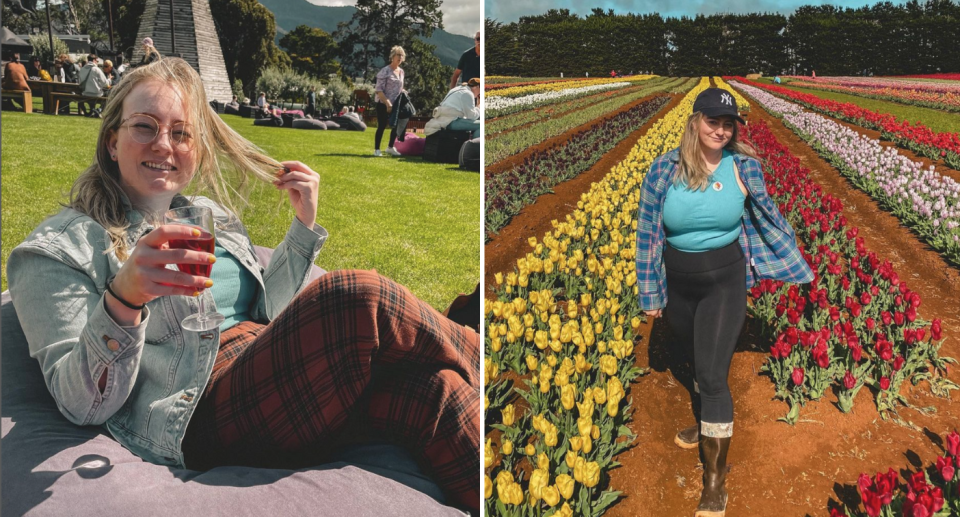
695, 436, 730, 517
675, 424, 700, 449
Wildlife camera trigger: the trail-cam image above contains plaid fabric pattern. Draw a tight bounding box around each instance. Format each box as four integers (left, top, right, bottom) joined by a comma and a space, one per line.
181, 270, 481, 515
635, 148, 813, 311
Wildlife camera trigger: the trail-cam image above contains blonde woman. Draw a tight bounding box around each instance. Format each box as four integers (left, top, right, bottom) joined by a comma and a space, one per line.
635, 88, 813, 517
373, 45, 405, 157
7, 58, 480, 516
138, 37, 161, 67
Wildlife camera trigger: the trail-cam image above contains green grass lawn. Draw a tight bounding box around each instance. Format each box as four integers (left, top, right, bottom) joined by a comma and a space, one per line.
754, 77, 960, 134
1, 112, 480, 310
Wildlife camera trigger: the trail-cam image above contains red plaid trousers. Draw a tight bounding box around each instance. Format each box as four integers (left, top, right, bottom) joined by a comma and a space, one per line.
181, 270, 481, 514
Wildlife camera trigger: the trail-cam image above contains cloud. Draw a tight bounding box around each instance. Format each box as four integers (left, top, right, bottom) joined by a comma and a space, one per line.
485, 0, 876, 24
307, 0, 480, 37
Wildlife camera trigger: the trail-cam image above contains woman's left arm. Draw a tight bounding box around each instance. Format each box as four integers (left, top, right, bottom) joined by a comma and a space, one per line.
261, 161, 328, 318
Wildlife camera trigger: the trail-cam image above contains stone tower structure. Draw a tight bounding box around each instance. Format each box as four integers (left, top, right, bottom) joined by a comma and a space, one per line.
133, 0, 233, 102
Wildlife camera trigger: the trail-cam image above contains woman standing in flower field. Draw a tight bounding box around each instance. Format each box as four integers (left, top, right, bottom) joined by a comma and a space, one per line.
635, 88, 814, 517
7, 58, 480, 515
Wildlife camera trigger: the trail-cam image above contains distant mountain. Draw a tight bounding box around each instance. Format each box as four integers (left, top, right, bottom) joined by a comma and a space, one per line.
256, 0, 473, 69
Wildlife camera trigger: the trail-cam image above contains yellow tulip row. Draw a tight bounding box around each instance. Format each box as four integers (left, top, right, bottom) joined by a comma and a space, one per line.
483, 78, 712, 515
712, 76, 751, 111
485, 75, 658, 99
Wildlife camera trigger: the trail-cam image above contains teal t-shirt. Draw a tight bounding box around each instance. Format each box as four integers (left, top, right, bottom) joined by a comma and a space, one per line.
208, 244, 257, 331
662, 150, 746, 252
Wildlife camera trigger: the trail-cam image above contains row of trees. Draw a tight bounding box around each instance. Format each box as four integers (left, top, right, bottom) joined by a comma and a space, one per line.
486, 0, 960, 77
3, 0, 454, 109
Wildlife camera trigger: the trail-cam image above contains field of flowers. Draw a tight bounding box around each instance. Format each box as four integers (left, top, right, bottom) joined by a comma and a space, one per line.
485, 75, 657, 99
730, 77, 960, 169
484, 78, 711, 516
783, 76, 960, 113
896, 73, 960, 81
731, 80, 960, 268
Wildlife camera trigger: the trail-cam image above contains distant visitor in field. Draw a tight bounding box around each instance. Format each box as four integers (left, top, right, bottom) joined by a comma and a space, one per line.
450, 30, 481, 89
425, 78, 481, 139
635, 87, 813, 517
138, 37, 161, 67
7, 57, 481, 517
374, 45, 406, 157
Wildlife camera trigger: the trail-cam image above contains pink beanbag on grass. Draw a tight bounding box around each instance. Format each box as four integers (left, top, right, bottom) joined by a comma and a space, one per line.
395, 133, 426, 156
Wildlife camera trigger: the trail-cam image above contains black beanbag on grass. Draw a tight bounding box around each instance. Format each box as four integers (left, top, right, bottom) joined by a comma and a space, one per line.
331, 116, 366, 131
254, 116, 283, 127
459, 137, 481, 172
292, 118, 328, 130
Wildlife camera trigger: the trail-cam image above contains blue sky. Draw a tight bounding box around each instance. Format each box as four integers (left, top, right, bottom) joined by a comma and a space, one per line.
486, 0, 886, 24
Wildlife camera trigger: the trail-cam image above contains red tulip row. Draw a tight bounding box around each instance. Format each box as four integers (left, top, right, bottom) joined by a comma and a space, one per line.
729, 76, 960, 170
740, 120, 953, 423
894, 73, 960, 82
830, 430, 960, 517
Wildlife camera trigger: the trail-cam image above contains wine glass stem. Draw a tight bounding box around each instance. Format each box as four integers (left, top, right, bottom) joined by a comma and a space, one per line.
197, 293, 207, 323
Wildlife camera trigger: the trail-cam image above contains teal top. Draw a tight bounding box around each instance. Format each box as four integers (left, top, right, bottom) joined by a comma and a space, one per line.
209, 244, 257, 330
662, 149, 746, 252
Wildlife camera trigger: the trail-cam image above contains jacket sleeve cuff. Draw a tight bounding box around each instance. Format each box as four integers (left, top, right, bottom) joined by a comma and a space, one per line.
81, 296, 149, 365
284, 217, 328, 260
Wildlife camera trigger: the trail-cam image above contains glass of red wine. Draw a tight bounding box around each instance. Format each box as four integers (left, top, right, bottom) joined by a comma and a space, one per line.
164, 206, 224, 332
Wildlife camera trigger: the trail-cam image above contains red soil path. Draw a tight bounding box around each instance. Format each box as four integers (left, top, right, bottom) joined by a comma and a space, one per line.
484, 88, 960, 516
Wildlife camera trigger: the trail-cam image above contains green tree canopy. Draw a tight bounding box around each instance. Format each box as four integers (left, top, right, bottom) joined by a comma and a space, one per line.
210, 0, 291, 97
279, 24, 341, 79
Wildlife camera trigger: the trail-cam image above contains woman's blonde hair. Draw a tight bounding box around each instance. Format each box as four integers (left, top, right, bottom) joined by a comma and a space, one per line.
389, 46, 406, 61
69, 57, 283, 260
675, 111, 758, 191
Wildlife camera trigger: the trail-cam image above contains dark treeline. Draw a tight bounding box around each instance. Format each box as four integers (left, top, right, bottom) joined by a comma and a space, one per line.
485, 0, 960, 77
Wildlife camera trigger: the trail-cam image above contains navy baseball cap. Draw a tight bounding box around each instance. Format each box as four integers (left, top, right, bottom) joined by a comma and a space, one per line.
693, 88, 745, 125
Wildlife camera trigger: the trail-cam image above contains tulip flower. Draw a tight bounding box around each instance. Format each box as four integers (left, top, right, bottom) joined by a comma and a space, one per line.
600, 355, 618, 376
937, 455, 955, 482
843, 371, 857, 390
485, 439, 494, 468
502, 404, 515, 427
556, 474, 575, 500
544, 425, 558, 447
558, 502, 574, 517
561, 384, 576, 411
791, 367, 805, 387
583, 461, 601, 487
502, 439, 513, 456
525, 444, 536, 456
484, 474, 492, 498
947, 431, 960, 457
541, 485, 560, 507
528, 468, 549, 501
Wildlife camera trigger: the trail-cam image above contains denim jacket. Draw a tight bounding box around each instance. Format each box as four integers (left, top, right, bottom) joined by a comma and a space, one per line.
635, 148, 814, 311
7, 193, 327, 467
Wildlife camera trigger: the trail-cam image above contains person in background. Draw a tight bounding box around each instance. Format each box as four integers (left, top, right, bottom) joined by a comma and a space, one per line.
138, 37, 161, 67
60, 54, 80, 83
347, 106, 361, 122
256, 92, 267, 114
374, 45, 405, 157
305, 86, 317, 118
27, 55, 45, 79
2, 52, 31, 111
78, 54, 111, 116
449, 31, 480, 89
51, 59, 66, 82
424, 78, 481, 139
636, 88, 813, 517
103, 60, 119, 86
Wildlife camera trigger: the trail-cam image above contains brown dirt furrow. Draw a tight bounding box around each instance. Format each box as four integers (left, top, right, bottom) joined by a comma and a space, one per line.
483, 92, 685, 298
486, 82, 664, 140
485, 92, 673, 176
603, 99, 960, 517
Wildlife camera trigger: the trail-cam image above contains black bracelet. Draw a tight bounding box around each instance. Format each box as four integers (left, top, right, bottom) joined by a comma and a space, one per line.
106, 281, 146, 311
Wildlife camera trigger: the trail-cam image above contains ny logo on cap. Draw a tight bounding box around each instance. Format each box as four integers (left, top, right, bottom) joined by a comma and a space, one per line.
720, 93, 733, 106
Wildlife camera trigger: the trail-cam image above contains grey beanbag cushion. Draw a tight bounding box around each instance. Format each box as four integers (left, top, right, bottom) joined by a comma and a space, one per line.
459, 138, 481, 172
292, 118, 327, 130
1, 246, 466, 517
253, 116, 283, 127
323, 120, 341, 130
331, 116, 367, 131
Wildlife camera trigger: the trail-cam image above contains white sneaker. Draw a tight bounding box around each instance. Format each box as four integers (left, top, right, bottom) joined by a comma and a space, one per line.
385, 147, 401, 157
374, 150, 382, 157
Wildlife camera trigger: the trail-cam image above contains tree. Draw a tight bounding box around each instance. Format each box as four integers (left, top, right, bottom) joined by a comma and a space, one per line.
279, 24, 341, 79
210, 0, 290, 97
333, 0, 443, 81
29, 33, 70, 62
402, 37, 452, 109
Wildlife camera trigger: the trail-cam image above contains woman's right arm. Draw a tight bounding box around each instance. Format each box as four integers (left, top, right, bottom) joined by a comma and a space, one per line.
7, 225, 212, 426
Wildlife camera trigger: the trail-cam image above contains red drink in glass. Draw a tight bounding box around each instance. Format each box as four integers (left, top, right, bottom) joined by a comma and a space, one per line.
169, 230, 215, 278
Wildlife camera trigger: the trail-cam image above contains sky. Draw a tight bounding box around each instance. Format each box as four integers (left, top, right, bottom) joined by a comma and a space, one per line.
306, 0, 481, 38
486, 0, 885, 24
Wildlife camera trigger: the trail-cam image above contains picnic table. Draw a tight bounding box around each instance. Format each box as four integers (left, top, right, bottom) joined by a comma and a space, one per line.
27, 80, 82, 114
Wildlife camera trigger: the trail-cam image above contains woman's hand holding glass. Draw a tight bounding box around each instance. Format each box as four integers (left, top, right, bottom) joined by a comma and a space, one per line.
274, 161, 319, 228
106, 224, 216, 325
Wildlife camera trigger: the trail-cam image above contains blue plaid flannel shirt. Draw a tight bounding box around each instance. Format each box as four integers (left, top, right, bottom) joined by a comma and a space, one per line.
635, 148, 814, 310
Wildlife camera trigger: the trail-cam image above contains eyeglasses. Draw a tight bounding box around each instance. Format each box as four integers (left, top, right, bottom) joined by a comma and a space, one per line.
120, 114, 195, 151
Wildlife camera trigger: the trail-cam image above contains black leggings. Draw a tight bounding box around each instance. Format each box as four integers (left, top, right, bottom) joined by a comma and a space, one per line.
663, 241, 746, 431
374, 102, 397, 150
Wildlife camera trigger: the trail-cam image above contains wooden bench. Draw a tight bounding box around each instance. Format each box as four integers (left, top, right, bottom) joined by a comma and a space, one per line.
1, 90, 33, 113
50, 92, 109, 115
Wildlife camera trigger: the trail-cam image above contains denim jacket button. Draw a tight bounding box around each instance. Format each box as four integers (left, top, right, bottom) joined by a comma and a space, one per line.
106, 338, 120, 351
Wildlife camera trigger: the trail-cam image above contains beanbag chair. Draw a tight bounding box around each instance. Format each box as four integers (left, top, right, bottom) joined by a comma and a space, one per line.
224, 104, 240, 116
323, 120, 341, 130
331, 116, 367, 131
459, 137, 481, 172
395, 133, 426, 156
254, 116, 283, 127
280, 112, 303, 128
292, 118, 327, 130
1, 247, 467, 517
